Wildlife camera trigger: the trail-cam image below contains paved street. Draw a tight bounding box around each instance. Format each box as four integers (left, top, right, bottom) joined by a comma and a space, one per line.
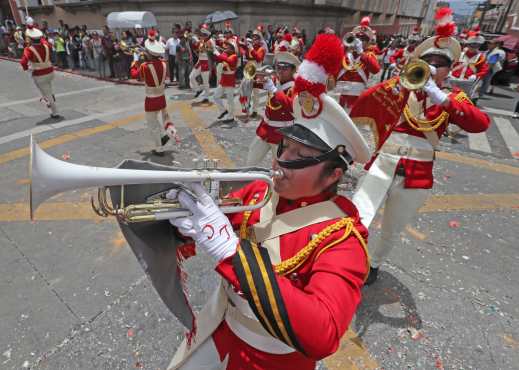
1, 58, 518, 370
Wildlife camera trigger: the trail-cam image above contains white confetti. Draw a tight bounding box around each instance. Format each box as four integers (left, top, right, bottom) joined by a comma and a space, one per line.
462, 255, 470, 260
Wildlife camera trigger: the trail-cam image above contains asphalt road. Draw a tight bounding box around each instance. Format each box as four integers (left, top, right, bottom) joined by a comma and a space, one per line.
1, 59, 518, 370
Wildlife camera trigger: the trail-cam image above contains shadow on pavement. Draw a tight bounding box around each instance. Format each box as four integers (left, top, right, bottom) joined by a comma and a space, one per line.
355, 270, 422, 338
35, 115, 64, 125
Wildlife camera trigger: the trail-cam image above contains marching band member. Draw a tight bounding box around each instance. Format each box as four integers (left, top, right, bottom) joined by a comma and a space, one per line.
380, 38, 399, 81
389, 30, 421, 75
141, 30, 179, 156
335, 17, 380, 112
20, 17, 60, 119
166, 34, 371, 370
450, 30, 488, 102
190, 25, 214, 105
239, 29, 266, 119
246, 48, 300, 166
350, 8, 490, 285
213, 40, 239, 124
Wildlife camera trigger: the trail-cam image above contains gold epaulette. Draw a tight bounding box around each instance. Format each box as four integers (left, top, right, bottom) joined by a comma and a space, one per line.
454, 90, 474, 105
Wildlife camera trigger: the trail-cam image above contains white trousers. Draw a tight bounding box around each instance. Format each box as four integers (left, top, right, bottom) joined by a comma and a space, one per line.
362, 175, 429, 268
251, 88, 260, 113
175, 337, 228, 370
145, 110, 168, 152
33, 73, 57, 115
213, 86, 235, 119
190, 66, 210, 99
246, 136, 277, 166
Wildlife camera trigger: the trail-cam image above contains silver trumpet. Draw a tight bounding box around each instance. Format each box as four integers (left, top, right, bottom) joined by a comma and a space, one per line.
29, 136, 281, 222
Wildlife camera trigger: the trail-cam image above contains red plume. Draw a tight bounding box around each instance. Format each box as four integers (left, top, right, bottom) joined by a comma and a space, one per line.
283, 33, 293, 42
304, 34, 344, 77
360, 16, 371, 27
472, 25, 481, 32
147, 29, 157, 39
435, 7, 453, 21
436, 22, 456, 38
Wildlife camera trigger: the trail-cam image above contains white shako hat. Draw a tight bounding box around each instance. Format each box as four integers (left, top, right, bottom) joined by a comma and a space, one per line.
25, 17, 43, 40
413, 8, 461, 63
352, 16, 375, 42
279, 34, 370, 164
144, 29, 165, 56
274, 35, 301, 67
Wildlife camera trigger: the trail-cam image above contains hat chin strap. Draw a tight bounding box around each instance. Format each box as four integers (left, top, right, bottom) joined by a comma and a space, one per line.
276, 143, 352, 170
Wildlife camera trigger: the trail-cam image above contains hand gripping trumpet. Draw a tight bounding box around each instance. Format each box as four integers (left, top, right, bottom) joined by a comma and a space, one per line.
29, 136, 281, 222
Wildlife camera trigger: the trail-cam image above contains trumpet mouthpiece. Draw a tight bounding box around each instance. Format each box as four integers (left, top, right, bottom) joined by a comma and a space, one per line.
271, 169, 284, 179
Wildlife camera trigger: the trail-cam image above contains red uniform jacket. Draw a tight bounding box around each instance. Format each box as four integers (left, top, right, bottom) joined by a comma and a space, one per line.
213, 181, 369, 366
256, 81, 294, 144
20, 43, 54, 76
389, 46, 415, 68
194, 39, 212, 71
352, 80, 490, 189
338, 52, 380, 108
247, 45, 266, 63
140, 59, 167, 112
216, 53, 238, 87
451, 50, 489, 80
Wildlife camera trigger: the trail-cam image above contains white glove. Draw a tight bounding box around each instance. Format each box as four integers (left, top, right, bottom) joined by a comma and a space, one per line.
167, 184, 238, 261
428, 64, 437, 76
263, 78, 277, 94
468, 75, 477, 82
354, 39, 363, 54
389, 63, 396, 69
213, 48, 220, 56
423, 78, 448, 105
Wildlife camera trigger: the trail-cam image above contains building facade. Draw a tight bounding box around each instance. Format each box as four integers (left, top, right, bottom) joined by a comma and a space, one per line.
7, 0, 432, 39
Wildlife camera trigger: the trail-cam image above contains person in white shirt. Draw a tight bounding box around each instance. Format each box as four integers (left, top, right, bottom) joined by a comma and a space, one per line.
480, 40, 506, 97
165, 30, 180, 83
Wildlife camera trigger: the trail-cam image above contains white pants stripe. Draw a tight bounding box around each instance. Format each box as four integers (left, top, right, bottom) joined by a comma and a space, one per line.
145, 110, 167, 152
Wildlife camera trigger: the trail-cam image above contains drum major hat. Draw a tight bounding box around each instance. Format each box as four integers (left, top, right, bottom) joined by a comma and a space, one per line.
413, 8, 461, 63
145, 38, 165, 56
279, 34, 370, 165
25, 17, 43, 39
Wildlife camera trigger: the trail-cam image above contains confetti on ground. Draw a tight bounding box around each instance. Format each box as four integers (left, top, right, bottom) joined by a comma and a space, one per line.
61, 152, 70, 160
448, 220, 461, 228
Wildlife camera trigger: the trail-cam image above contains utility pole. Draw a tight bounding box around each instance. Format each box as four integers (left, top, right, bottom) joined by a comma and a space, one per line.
497, 0, 514, 33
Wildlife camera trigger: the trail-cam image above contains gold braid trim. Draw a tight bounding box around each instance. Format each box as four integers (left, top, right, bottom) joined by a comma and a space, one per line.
274, 217, 354, 276
239, 202, 369, 278
403, 105, 449, 132
454, 91, 474, 105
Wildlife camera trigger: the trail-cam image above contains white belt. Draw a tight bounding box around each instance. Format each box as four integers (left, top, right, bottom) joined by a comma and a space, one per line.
380, 132, 434, 161
224, 285, 295, 354
145, 85, 165, 98
335, 81, 365, 96
222, 71, 235, 75
32, 61, 52, 70
265, 118, 293, 128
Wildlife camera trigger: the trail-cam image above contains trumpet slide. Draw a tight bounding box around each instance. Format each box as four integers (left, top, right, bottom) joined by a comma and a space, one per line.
29, 136, 281, 222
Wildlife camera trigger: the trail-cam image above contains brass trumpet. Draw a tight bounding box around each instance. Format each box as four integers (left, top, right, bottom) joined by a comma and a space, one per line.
400, 58, 431, 91
243, 61, 275, 83
29, 137, 281, 223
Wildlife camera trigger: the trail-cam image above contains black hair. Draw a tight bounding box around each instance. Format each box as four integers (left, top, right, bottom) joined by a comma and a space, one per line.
320, 157, 348, 194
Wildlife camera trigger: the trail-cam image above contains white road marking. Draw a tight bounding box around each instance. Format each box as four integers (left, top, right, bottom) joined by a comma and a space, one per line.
0, 85, 115, 109
467, 132, 492, 153
481, 107, 515, 118
0, 107, 141, 146
494, 116, 519, 157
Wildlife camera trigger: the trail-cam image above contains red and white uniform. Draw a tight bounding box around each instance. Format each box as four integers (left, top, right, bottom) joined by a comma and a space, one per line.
450, 50, 488, 80
351, 80, 490, 267
239, 44, 267, 114
246, 80, 295, 165
141, 59, 171, 151
168, 181, 369, 370
213, 52, 238, 120
20, 43, 58, 115
389, 46, 415, 71
335, 51, 380, 110
189, 38, 214, 100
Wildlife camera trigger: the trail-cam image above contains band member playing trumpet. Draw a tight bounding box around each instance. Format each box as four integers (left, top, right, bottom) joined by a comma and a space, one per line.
190, 25, 214, 105
166, 34, 371, 370
213, 40, 238, 123
20, 17, 60, 119
350, 8, 490, 285
141, 31, 179, 156
335, 17, 380, 112
246, 49, 299, 166
239, 30, 266, 119
389, 31, 421, 76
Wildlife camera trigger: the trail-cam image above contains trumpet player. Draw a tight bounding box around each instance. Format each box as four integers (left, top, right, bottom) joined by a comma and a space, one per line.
167, 34, 371, 370
335, 17, 380, 112
212, 40, 238, 123
190, 25, 213, 104
20, 17, 60, 119
246, 49, 299, 166
388, 32, 421, 76
141, 31, 179, 156
350, 8, 490, 285
239, 30, 266, 119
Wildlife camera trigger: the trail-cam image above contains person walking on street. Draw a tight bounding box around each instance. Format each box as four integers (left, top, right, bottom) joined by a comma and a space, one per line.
479, 39, 506, 98
91, 32, 106, 78
176, 32, 192, 89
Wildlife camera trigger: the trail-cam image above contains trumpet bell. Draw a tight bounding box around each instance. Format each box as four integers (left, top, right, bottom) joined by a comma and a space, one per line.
400, 58, 431, 91
243, 61, 257, 80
